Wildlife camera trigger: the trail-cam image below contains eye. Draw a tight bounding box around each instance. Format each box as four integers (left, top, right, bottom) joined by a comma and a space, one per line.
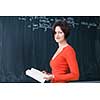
58, 31, 63, 34
54, 32, 56, 35
54, 31, 63, 35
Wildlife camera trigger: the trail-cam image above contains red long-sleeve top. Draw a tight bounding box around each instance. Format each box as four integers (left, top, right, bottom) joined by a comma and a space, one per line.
50, 45, 79, 83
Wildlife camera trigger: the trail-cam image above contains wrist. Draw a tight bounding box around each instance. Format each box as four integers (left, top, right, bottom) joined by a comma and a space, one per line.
52, 75, 55, 78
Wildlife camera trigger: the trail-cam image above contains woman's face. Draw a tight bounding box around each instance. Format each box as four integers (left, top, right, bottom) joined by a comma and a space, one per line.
54, 26, 65, 43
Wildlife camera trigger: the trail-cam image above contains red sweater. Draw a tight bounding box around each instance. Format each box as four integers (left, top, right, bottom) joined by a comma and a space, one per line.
50, 45, 79, 83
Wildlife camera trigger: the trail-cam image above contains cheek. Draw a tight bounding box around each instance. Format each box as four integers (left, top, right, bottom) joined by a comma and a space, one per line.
54, 34, 56, 38
60, 34, 65, 39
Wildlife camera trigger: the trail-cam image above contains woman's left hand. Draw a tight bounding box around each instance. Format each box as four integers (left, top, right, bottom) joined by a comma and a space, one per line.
43, 74, 54, 81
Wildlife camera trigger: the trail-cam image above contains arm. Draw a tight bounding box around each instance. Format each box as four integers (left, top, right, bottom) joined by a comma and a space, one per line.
54, 47, 80, 82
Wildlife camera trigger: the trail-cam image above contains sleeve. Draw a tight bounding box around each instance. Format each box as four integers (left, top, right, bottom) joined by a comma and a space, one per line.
54, 47, 80, 82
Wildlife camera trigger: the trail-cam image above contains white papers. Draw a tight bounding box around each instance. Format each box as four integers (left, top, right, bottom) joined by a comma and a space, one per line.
25, 68, 46, 83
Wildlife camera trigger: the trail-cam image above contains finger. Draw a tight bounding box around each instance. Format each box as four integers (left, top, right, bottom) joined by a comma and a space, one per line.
42, 70, 47, 74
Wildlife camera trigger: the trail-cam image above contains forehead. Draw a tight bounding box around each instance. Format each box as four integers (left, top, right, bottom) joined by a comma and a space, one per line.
55, 26, 62, 32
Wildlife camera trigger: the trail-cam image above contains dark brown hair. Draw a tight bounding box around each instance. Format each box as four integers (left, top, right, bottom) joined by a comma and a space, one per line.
52, 19, 70, 39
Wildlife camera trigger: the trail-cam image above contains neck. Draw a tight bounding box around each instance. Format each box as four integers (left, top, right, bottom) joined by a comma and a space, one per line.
58, 40, 68, 48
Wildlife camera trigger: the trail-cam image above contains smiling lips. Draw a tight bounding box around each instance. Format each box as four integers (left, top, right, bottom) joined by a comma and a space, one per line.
56, 37, 60, 39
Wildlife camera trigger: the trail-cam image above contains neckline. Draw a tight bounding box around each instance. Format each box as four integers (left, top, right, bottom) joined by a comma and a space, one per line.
51, 44, 69, 60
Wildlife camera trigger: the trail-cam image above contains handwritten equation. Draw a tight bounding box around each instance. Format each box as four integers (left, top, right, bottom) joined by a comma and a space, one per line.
18, 16, 100, 32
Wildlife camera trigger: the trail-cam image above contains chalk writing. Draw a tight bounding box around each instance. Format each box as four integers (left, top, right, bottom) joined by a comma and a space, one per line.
18, 16, 100, 32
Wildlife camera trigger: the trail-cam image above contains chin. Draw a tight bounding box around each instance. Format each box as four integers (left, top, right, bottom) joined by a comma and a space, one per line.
55, 40, 60, 43
55, 39, 63, 43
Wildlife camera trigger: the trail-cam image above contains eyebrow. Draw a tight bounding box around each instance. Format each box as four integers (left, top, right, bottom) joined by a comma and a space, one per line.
55, 31, 63, 33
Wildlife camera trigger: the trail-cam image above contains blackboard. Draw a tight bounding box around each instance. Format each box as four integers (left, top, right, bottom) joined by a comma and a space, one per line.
0, 16, 100, 82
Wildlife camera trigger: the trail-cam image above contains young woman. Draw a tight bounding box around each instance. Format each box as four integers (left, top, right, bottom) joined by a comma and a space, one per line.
43, 19, 80, 83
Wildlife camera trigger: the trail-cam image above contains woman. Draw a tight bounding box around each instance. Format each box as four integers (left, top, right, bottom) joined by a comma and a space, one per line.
43, 19, 80, 83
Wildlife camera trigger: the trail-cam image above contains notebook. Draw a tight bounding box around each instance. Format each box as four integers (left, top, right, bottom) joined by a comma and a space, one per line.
25, 68, 46, 83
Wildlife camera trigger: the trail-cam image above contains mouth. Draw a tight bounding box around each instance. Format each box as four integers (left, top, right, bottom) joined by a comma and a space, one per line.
56, 38, 60, 39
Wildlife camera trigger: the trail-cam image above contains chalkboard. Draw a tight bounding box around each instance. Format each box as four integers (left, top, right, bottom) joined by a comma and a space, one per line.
0, 16, 100, 82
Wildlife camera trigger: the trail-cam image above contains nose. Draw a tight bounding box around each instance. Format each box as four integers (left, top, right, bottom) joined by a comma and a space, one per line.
55, 33, 60, 39
55, 32, 59, 36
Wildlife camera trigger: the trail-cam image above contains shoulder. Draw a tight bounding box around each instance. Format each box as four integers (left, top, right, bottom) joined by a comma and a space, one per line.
63, 45, 76, 56
63, 45, 75, 52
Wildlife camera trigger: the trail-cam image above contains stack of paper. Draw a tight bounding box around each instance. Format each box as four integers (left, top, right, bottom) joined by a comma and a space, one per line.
25, 68, 46, 83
